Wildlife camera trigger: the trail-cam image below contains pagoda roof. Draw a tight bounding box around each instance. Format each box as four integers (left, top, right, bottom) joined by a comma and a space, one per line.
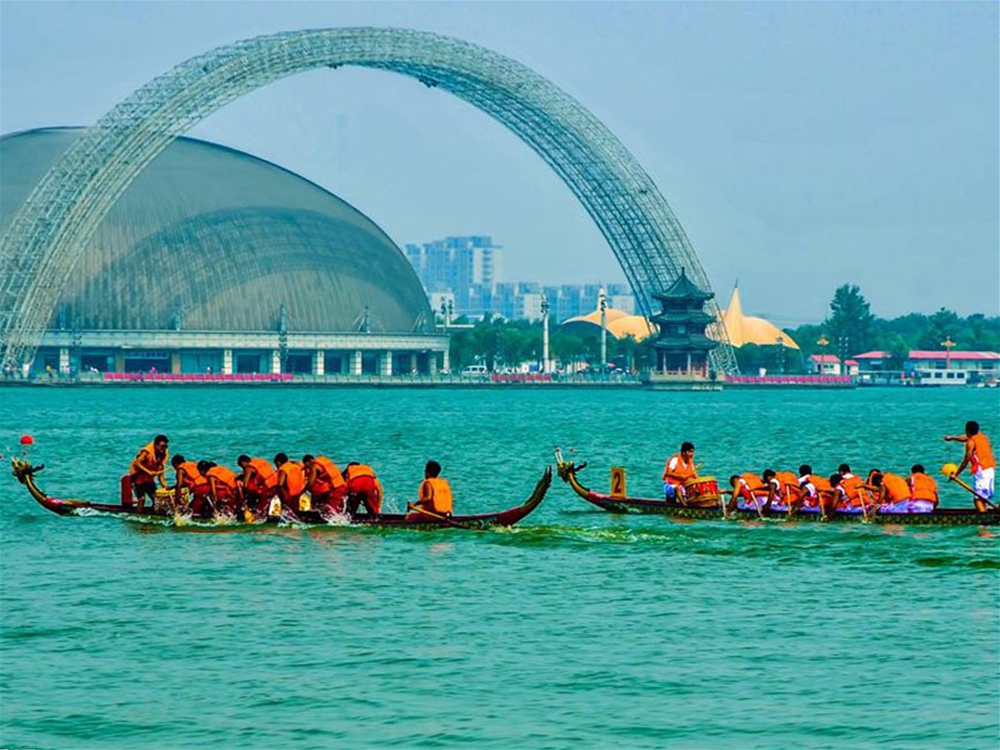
651, 269, 714, 303
652, 334, 719, 351
650, 310, 715, 325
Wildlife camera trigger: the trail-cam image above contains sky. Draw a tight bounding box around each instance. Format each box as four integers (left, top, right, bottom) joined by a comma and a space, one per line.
1, 1, 997, 325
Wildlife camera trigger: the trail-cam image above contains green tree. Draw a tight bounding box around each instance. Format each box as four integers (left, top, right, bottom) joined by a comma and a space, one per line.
885, 334, 910, 371
825, 284, 875, 357
917, 308, 960, 350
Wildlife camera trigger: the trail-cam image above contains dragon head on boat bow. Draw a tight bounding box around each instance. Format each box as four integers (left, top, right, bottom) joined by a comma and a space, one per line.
11, 457, 43, 483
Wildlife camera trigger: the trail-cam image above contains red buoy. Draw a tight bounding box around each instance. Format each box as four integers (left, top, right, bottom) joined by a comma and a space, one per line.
19, 434, 34, 446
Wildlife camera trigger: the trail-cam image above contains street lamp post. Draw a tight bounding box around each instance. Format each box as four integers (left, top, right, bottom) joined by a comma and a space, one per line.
541, 295, 550, 374
599, 288, 607, 368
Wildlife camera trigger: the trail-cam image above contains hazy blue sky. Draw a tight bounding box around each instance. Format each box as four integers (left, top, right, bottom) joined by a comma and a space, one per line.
1, 1, 997, 324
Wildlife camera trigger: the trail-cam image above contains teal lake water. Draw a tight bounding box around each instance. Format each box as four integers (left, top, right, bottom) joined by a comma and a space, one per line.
1, 386, 998, 749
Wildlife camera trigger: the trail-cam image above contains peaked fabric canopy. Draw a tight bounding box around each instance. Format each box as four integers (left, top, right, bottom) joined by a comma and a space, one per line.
720, 286, 799, 349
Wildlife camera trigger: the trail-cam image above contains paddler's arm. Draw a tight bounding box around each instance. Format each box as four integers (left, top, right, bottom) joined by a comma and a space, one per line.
955, 441, 975, 476
173, 468, 186, 504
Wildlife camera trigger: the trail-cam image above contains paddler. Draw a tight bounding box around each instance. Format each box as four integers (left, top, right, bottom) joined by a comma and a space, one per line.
274, 453, 307, 515
198, 460, 242, 517
725, 473, 763, 513
345, 462, 383, 516
792, 464, 820, 513
662, 442, 697, 503
867, 470, 913, 512
237, 454, 280, 518
410, 460, 454, 518
128, 434, 169, 510
760, 469, 781, 511
171, 454, 210, 516
303, 454, 348, 515
943, 421, 996, 512
907, 464, 938, 511
836, 464, 870, 510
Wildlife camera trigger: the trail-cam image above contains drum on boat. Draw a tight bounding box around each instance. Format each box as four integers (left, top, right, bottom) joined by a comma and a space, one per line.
684, 477, 721, 506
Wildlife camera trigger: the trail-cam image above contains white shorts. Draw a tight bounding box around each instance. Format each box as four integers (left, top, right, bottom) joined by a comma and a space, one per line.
973, 467, 995, 501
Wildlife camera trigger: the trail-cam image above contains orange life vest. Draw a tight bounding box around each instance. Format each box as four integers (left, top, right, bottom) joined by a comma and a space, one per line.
247, 458, 278, 490
278, 461, 306, 497
809, 474, 833, 494
206, 465, 238, 491
177, 461, 208, 492
130, 441, 168, 483
881, 473, 911, 503
969, 433, 996, 473
775, 471, 801, 501
311, 456, 346, 493
663, 453, 697, 484
908, 473, 938, 503
840, 474, 868, 506
346, 464, 377, 484
740, 472, 765, 493
419, 477, 453, 514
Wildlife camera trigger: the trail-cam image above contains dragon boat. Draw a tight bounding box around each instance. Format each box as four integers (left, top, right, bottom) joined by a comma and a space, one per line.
554, 450, 999, 527
9, 458, 551, 530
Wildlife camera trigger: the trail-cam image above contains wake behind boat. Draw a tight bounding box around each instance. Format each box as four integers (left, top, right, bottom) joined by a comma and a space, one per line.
554, 450, 999, 526
9, 458, 551, 530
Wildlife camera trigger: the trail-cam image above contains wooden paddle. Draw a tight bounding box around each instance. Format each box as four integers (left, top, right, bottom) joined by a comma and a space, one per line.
406, 503, 469, 529
857, 487, 873, 523
943, 471, 997, 510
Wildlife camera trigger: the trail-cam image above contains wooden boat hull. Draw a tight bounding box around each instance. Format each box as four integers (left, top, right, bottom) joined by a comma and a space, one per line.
555, 456, 999, 527
10, 458, 550, 530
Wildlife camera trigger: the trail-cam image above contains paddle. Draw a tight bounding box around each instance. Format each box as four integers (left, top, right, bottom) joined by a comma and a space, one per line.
857, 486, 873, 523
406, 502, 469, 529
942, 469, 997, 511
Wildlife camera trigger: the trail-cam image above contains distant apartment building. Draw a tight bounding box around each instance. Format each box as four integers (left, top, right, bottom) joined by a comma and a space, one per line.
405, 235, 636, 322
404, 236, 502, 317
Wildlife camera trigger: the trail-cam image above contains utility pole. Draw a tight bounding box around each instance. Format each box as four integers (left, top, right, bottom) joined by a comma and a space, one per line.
599, 287, 607, 368
541, 295, 550, 374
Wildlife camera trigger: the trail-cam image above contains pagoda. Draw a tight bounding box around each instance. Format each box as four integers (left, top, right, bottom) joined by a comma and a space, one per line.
645, 269, 720, 389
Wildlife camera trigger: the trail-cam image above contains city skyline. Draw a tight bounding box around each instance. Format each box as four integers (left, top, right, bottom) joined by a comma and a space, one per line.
1, 1, 996, 325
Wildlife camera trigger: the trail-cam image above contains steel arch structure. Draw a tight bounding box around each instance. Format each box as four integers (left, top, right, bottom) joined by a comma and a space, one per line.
0, 27, 738, 374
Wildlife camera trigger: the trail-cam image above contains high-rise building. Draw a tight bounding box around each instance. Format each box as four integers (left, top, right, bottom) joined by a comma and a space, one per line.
404, 236, 635, 322
404, 236, 503, 316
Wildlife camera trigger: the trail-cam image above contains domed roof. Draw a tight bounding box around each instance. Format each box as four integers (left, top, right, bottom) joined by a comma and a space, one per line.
561, 309, 653, 341
0, 128, 432, 333
720, 286, 799, 349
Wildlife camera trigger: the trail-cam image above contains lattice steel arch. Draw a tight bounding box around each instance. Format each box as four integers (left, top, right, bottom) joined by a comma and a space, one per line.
0, 27, 738, 374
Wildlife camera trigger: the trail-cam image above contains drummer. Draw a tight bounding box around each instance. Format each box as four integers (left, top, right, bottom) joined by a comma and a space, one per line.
662, 442, 697, 503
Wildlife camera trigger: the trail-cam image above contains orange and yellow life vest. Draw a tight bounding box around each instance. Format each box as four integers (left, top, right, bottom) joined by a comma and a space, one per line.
279, 461, 306, 497
206, 465, 238, 491
969, 433, 996, 473
419, 477, 454, 515
840, 474, 868, 506
177, 461, 208, 492
663, 453, 697, 484
740, 472, 765, 493
247, 458, 278, 490
130, 441, 168, 483
908, 473, 938, 503
881, 473, 911, 503
311, 456, 346, 493
346, 464, 377, 484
